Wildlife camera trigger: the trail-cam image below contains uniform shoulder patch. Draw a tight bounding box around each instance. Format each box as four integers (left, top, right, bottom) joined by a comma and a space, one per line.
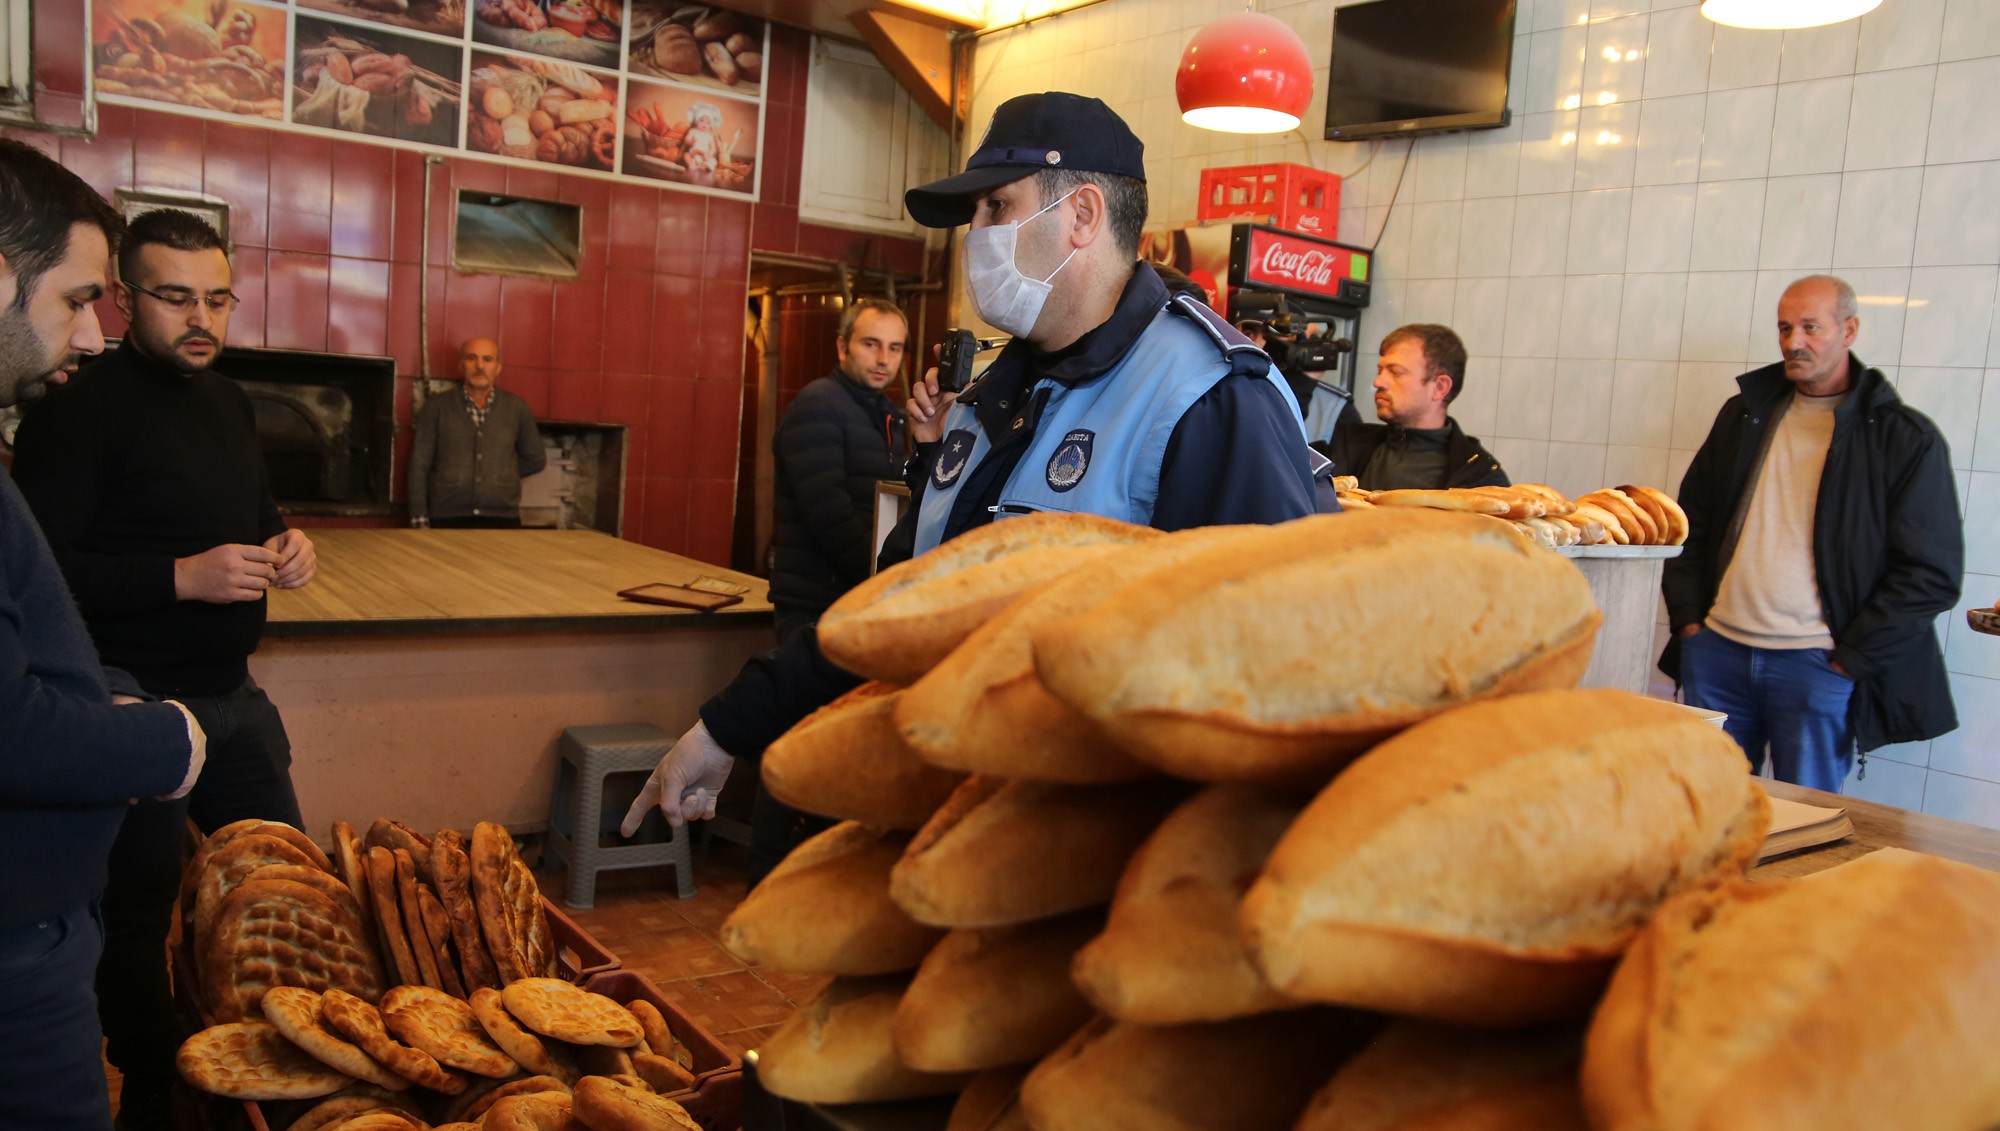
932, 428, 976, 489
1046, 429, 1094, 493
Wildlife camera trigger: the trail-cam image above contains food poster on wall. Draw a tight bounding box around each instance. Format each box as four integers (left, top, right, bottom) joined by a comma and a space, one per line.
621, 78, 755, 195
473, 0, 626, 71
466, 52, 621, 172
627, 2, 764, 94
91, 0, 288, 120
292, 17, 463, 146
297, 0, 465, 38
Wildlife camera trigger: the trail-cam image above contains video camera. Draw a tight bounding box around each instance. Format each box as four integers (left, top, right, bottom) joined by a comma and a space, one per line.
1230, 293, 1353, 372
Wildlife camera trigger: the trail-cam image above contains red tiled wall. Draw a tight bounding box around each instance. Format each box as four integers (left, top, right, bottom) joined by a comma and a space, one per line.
15, 24, 938, 567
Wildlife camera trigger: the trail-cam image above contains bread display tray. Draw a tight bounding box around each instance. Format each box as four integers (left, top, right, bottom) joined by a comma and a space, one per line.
169, 894, 620, 1130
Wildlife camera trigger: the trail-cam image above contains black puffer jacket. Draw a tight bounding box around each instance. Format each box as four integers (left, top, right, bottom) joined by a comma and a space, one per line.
1661, 357, 1963, 752
770, 371, 905, 620
1320, 389, 1509, 489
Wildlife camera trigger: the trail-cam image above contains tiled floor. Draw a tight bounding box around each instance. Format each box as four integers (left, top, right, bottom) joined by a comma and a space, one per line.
553, 847, 819, 1060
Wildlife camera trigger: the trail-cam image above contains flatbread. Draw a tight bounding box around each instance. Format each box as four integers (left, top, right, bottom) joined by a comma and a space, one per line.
321, 987, 468, 1095
261, 986, 413, 1092
332, 820, 375, 941
205, 879, 383, 1023
176, 1021, 351, 1100
628, 999, 692, 1070
193, 834, 323, 954
471, 822, 555, 984
364, 847, 422, 988
574, 1075, 704, 1131
500, 978, 644, 1047
381, 984, 518, 1077
470, 986, 560, 1076
444, 1074, 572, 1123
432, 834, 502, 993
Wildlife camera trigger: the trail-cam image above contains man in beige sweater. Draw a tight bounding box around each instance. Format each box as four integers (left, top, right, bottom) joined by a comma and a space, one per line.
1663, 275, 1962, 792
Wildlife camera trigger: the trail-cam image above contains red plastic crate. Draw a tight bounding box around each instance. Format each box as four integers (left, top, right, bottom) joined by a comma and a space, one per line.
1197, 162, 1341, 237
579, 969, 744, 1131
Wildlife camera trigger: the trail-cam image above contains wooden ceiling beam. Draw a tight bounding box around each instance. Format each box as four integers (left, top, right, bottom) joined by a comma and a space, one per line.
850, 7, 959, 132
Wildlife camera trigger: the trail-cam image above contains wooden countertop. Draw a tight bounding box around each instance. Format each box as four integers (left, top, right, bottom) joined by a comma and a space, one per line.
1754, 778, 2000, 877
266, 529, 771, 637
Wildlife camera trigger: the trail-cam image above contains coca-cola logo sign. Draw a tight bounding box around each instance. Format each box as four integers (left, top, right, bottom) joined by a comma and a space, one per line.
1254, 238, 1342, 290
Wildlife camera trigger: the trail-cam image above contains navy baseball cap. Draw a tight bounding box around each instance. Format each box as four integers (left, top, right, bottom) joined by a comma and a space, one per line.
904, 92, 1146, 229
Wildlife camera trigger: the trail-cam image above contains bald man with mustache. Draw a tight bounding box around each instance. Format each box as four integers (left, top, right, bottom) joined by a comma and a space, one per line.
409, 336, 548, 528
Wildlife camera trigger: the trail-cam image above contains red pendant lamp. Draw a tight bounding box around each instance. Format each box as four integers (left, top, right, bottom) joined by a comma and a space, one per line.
1176, 10, 1315, 134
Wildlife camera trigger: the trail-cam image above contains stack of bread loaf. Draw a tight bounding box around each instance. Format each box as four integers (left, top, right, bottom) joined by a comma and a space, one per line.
175, 820, 711, 1129
736, 509, 2000, 1131
1337, 480, 1688, 550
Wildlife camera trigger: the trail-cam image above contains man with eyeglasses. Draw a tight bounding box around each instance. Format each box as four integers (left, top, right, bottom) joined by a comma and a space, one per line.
12, 207, 314, 1129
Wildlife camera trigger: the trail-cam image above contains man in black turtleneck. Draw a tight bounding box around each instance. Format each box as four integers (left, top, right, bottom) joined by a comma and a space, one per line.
11, 208, 315, 1129
1323, 323, 1508, 491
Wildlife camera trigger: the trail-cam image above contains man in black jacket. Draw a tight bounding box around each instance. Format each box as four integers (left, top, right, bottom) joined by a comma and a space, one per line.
1662, 274, 1962, 792
12, 208, 314, 1127
769, 298, 908, 643
1322, 323, 1507, 490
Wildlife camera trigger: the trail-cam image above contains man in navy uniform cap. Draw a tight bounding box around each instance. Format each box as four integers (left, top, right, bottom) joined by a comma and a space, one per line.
620, 93, 1325, 866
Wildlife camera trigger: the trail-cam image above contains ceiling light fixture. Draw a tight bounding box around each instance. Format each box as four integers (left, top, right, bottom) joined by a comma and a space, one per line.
1700, 0, 1881, 30
1175, 10, 1315, 134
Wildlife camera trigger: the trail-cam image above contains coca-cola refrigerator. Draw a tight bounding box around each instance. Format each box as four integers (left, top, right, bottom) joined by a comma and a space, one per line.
1140, 222, 1372, 445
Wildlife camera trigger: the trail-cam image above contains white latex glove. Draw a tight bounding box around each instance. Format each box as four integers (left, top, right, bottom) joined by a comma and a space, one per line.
620, 720, 735, 834
160, 700, 208, 801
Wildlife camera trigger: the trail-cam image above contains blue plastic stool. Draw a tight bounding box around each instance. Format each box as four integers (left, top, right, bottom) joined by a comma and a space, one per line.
547, 723, 695, 908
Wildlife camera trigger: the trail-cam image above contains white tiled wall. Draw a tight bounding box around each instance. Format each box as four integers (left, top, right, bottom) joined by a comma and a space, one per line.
970, 0, 2000, 827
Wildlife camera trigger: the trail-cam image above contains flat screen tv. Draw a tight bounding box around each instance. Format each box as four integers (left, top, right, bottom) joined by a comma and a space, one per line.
1324, 0, 1517, 142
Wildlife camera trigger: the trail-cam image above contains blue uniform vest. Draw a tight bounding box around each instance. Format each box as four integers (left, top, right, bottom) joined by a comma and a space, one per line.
913, 295, 1304, 555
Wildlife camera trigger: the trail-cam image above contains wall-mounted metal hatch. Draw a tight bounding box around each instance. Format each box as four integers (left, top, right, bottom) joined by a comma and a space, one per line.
453, 191, 582, 279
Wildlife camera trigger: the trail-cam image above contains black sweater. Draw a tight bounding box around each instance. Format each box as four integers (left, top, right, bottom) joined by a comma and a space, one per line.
12, 343, 288, 698
0, 470, 192, 927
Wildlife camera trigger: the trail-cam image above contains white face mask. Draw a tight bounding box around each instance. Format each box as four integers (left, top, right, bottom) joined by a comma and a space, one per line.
964, 188, 1079, 339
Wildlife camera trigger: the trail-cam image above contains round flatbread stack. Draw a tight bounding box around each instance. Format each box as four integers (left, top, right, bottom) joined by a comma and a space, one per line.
321, 987, 468, 1095
471, 822, 557, 984
469, 986, 560, 1076
574, 1074, 704, 1130
176, 1021, 352, 1101
500, 977, 645, 1047
261, 987, 413, 1093
192, 835, 326, 951
380, 984, 519, 1077
205, 878, 384, 1023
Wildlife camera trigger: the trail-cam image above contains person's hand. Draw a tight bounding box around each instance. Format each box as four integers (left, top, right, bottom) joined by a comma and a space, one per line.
175, 544, 282, 603
266, 528, 317, 589
619, 720, 735, 833
1678, 624, 1702, 638
158, 700, 207, 801
906, 344, 959, 445
112, 695, 143, 705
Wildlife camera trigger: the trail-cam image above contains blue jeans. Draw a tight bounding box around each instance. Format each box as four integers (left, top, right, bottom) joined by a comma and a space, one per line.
0, 906, 113, 1130
1681, 628, 1856, 792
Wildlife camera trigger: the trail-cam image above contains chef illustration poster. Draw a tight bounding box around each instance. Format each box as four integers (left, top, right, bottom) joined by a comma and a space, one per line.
91, 0, 288, 121
473, 0, 627, 72
620, 77, 759, 196
296, 0, 464, 38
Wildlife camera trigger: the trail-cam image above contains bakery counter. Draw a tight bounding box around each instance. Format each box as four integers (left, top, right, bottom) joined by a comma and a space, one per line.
1558, 543, 1680, 695
253, 529, 774, 837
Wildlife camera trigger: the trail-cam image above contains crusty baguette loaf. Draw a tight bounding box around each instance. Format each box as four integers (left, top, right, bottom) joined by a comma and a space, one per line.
947, 1066, 1032, 1131
762, 682, 966, 829
719, 822, 943, 975
1296, 1020, 1587, 1131
890, 776, 1185, 928
1618, 484, 1687, 546
1582, 848, 2000, 1131
1072, 785, 1304, 1024
1242, 689, 1770, 1026
896, 528, 1258, 784
817, 513, 1160, 685
1570, 502, 1628, 545
1019, 1010, 1377, 1131
891, 909, 1100, 1073
757, 976, 971, 1104
1368, 490, 1512, 515
1465, 486, 1547, 520
1512, 483, 1577, 516
1031, 511, 1601, 785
